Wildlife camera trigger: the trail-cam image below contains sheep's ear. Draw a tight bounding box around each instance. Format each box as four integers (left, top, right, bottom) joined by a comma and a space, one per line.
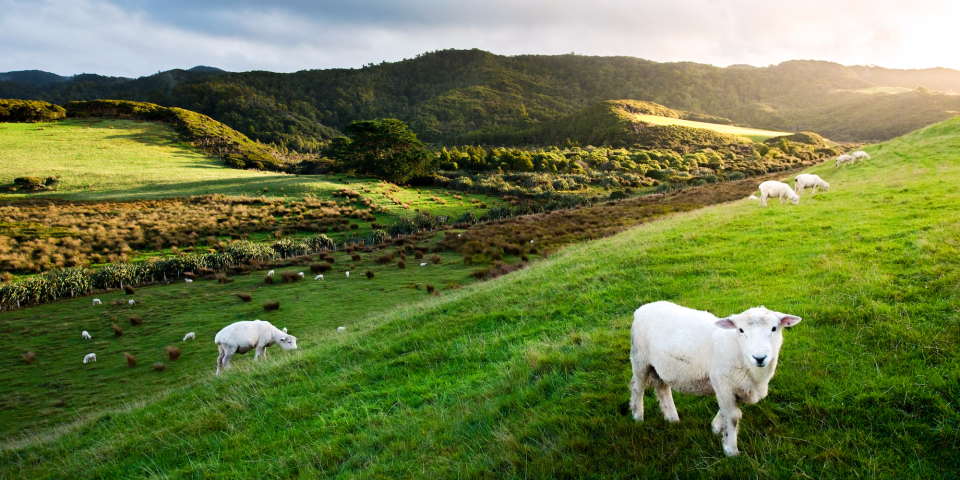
715, 318, 737, 329
777, 314, 802, 327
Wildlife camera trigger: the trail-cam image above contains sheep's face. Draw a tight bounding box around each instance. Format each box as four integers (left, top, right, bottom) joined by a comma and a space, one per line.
716, 307, 801, 369
821, 181, 830, 192
278, 335, 298, 350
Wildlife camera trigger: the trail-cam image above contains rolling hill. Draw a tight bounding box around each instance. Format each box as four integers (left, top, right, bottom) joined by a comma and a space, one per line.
1, 115, 957, 478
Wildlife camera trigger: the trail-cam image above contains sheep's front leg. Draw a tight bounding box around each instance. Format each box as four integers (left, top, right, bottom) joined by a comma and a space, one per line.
655, 384, 680, 422
759, 194, 768, 207
716, 394, 742, 456
254, 345, 265, 360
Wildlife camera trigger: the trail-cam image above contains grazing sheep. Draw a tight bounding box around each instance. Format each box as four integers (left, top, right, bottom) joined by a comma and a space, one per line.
267, 270, 275, 276
835, 154, 855, 168
82, 331, 91, 340
794, 174, 830, 195
315, 274, 323, 281
83, 353, 97, 364
747, 195, 759, 200
128, 299, 136, 306
183, 332, 196, 341
629, 301, 801, 456
214, 319, 298, 374
185, 278, 193, 283
851, 151, 871, 162
337, 326, 346, 332
758, 181, 799, 207
92, 299, 102, 305
345, 271, 350, 278
420, 262, 427, 267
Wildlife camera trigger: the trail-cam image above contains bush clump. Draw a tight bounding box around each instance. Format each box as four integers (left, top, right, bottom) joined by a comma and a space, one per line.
236, 293, 252, 302
263, 301, 280, 312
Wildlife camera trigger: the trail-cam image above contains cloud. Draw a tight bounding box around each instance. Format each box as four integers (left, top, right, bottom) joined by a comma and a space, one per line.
0, 0, 957, 77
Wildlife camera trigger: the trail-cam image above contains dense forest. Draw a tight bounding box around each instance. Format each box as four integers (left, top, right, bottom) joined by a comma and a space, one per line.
3, 49, 960, 152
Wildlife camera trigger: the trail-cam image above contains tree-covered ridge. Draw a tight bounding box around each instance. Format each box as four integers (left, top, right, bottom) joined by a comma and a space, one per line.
64, 100, 287, 170
3, 49, 960, 150
0, 99, 66, 122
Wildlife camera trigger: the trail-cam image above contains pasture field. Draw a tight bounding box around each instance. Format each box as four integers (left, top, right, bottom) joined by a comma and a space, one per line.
2, 118, 960, 478
630, 113, 794, 142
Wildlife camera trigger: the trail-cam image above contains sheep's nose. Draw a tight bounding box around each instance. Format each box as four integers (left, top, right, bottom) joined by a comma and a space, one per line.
753, 355, 767, 366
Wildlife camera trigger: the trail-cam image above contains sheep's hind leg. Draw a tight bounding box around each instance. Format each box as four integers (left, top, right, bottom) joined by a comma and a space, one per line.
216, 344, 225, 375
655, 382, 680, 422
628, 367, 646, 421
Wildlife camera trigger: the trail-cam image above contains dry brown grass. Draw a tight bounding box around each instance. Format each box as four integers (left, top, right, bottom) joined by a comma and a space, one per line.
21, 351, 36, 364
153, 362, 166, 372
128, 316, 143, 326
166, 346, 181, 361
236, 293, 252, 302
263, 301, 280, 312
124, 353, 136, 368
112, 324, 123, 338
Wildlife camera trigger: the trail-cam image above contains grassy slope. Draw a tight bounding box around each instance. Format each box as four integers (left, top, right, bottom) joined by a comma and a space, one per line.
3, 119, 960, 477
631, 113, 793, 142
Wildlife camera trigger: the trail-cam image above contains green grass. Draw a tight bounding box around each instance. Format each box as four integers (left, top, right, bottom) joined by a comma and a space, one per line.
3, 118, 960, 477
630, 113, 794, 142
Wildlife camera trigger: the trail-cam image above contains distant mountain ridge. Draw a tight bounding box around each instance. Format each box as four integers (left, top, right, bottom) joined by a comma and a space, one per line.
2, 50, 960, 150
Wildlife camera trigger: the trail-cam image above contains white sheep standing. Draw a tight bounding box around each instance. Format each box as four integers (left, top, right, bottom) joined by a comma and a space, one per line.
337, 326, 346, 332
345, 271, 350, 278
851, 151, 871, 162
214, 319, 298, 375
82, 331, 91, 340
83, 353, 97, 364
629, 301, 802, 456
835, 154, 855, 168
93, 299, 101, 305
185, 278, 193, 283
267, 270, 275, 276
128, 299, 136, 306
315, 274, 323, 281
758, 181, 799, 207
183, 332, 196, 341
794, 174, 830, 195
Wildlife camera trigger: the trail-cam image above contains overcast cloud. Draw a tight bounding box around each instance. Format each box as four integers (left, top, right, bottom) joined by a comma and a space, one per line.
1, 0, 956, 77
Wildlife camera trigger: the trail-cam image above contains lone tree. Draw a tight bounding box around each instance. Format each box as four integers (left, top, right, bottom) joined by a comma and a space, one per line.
327, 119, 436, 183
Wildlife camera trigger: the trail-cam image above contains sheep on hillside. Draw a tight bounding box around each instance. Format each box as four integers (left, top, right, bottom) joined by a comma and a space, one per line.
128, 299, 136, 306
758, 181, 799, 206
345, 271, 350, 278
183, 332, 196, 341
214, 319, 298, 374
337, 326, 346, 332
185, 278, 193, 283
836, 154, 855, 167
315, 274, 323, 280
794, 174, 830, 195
82, 331, 91, 340
747, 195, 758, 200
267, 270, 275, 276
92, 298, 101, 305
83, 353, 97, 364
629, 301, 802, 456
852, 151, 871, 162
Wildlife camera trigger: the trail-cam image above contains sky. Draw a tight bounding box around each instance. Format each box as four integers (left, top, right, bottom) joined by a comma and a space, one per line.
1, 0, 958, 77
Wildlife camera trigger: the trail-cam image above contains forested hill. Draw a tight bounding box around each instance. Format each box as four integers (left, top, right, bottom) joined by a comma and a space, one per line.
3, 49, 960, 151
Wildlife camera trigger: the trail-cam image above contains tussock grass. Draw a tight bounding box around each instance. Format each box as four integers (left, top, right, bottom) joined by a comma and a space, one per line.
128, 316, 142, 326
123, 353, 135, 368
21, 351, 36, 364
235, 293, 252, 302
263, 301, 280, 312
166, 346, 180, 361
152, 362, 166, 372
124, 285, 136, 295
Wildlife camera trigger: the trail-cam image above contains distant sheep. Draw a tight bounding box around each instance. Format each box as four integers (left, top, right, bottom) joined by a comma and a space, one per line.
183, 332, 196, 341
794, 174, 829, 195
128, 299, 136, 306
214, 319, 298, 374
337, 326, 346, 332
315, 274, 323, 280
758, 181, 799, 206
185, 278, 193, 283
267, 270, 275, 276
629, 301, 801, 456
83, 353, 97, 364
420, 262, 427, 267
82, 331, 91, 340
835, 154, 855, 168
851, 151, 871, 162
92, 298, 102, 305
747, 195, 758, 200
345, 271, 350, 278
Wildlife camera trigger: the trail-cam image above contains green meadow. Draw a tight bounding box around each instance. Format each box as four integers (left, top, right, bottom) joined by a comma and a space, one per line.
631, 113, 795, 142
1, 115, 958, 479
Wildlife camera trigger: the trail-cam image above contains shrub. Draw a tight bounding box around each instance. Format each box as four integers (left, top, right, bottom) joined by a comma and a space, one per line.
153, 362, 167, 372
281, 271, 296, 284
124, 285, 136, 295
112, 324, 123, 338
309, 263, 324, 274
609, 190, 628, 200
398, 261, 406, 269
366, 270, 375, 279
166, 346, 181, 361
124, 353, 136, 368
203, 274, 217, 281
22, 351, 36, 364
375, 253, 395, 264
129, 316, 143, 326
351, 253, 361, 261
217, 273, 233, 284
426, 284, 435, 293
415, 251, 424, 260
728, 171, 746, 180
430, 254, 441, 264
264, 275, 274, 285
318, 263, 332, 272
264, 301, 280, 312
236, 293, 252, 302
184, 272, 197, 280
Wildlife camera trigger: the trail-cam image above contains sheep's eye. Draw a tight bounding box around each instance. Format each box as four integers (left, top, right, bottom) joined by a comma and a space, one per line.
738, 328, 744, 334
772, 327, 777, 332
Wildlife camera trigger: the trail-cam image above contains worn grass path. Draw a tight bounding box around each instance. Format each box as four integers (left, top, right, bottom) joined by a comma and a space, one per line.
2, 118, 960, 478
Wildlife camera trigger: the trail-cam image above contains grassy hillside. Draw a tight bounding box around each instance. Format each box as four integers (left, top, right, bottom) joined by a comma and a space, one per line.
4, 50, 960, 146
630, 113, 792, 142
2, 118, 959, 477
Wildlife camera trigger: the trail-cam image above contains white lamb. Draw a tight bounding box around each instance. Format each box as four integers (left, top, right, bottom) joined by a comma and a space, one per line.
82, 331, 91, 340
267, 270, 275, 276
758, 181, 799, 206
794, 174, 830, 195
629, 301, 802, 456
851, 151, 871, 162
93, 299, 101, 305
185, 278, 193, 283
835, 154, 855, 167
420, 262, 427, 267
337, 326, 346, 332
128, 299, 136, 306
214, 319, 297, 374
183, 332, 196, 341
747, 195, 758, 200
345, 271, 350, 278
83, 353, 97, 364
315, 275, 323, 281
